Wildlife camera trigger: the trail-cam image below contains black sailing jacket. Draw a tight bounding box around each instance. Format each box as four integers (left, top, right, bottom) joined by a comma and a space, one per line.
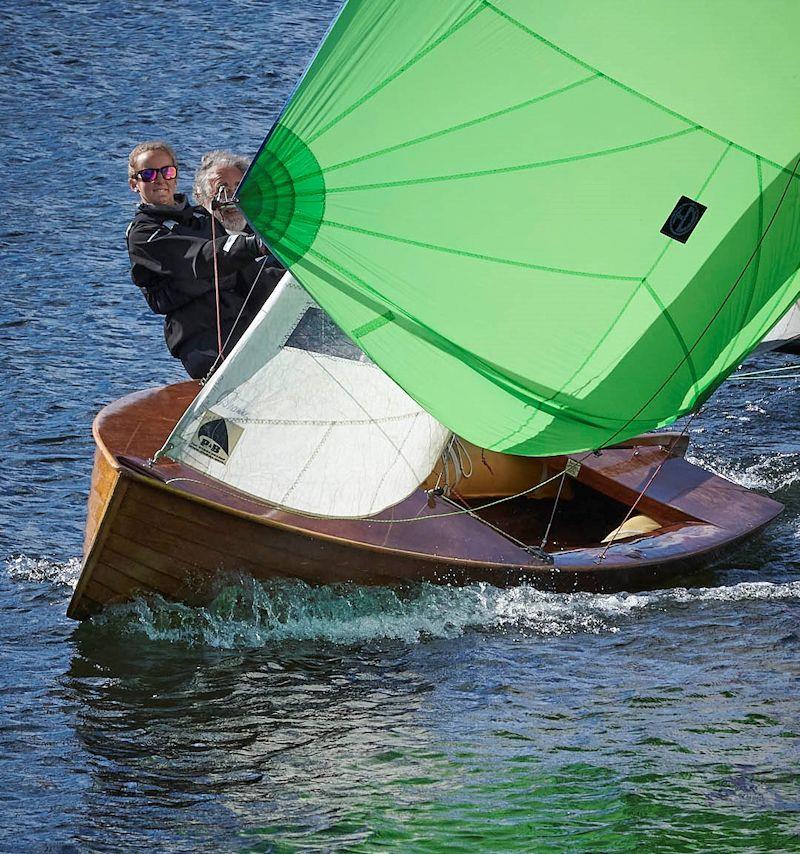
126, 194, 283, 368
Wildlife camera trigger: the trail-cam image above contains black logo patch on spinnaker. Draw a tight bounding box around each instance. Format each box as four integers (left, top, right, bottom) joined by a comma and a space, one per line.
189, 412, 244, 464
660, 196, 707, 243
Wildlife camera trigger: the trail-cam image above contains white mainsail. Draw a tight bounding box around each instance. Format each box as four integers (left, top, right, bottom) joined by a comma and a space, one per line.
157, 273, 451, 517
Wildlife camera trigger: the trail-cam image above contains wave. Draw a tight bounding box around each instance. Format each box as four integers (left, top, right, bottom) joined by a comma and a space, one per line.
85, 575, 800, 649
686, 451, 800, 493
5, 555, 796, 648
4, 555, 81, 589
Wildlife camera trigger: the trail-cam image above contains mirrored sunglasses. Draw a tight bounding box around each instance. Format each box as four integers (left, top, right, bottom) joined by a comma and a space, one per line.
136, 165, 178, 182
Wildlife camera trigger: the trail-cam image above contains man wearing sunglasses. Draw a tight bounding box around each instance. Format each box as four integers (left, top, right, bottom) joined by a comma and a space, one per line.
126, 140, 283, 379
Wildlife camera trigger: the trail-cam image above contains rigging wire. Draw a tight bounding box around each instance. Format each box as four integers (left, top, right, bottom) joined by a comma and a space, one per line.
727, 363, 800, 382
593, 414, 701, 563
540, 468, 567, 550
727, 373, 800, 382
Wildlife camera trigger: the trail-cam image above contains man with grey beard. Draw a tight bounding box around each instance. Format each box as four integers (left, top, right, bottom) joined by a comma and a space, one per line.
193, 149, 252, 234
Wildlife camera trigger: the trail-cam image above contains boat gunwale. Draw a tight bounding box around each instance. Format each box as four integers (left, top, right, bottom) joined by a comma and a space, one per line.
112, 455, 753, 576
111, 459, 556, 571
89, 382, 783, 571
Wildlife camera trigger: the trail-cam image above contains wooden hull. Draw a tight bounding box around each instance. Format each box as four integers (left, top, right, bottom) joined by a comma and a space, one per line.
68, 383, 783, 620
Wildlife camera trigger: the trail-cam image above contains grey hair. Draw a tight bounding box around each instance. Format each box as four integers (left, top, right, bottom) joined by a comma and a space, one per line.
192, 149, 250, 205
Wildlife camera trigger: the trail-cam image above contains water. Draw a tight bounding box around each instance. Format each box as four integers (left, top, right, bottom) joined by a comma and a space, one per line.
1, 1, 799, 849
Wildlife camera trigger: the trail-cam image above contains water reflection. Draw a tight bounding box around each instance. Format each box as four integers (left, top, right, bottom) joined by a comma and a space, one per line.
66, 625, 443, 848
61, 589, 800, 851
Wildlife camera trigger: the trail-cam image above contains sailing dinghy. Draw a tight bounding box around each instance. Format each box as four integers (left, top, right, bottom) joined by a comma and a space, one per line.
69, 0, 799, 619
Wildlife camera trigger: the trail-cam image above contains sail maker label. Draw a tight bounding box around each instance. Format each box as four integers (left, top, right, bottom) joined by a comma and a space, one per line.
189, 412, 244, 464
660, 196, 707, 243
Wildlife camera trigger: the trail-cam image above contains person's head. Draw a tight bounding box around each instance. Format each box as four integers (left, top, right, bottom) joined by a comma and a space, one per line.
193, 150, 250, 232
128, 141, 179, 207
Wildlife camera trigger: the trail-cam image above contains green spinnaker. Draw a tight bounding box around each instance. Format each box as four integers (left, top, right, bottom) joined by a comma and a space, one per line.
238, 0, 800, 456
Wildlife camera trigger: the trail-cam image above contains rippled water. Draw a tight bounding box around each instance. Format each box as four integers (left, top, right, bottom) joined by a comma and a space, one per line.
1, 1, 799, 850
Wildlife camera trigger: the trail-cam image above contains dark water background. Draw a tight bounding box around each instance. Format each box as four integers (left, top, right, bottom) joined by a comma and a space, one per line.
1, 1, 799, 850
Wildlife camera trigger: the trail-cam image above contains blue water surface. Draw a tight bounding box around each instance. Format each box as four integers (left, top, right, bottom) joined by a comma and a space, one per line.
1, 1, 799, 851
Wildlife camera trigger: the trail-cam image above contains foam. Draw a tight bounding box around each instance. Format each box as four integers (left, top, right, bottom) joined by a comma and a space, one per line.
85, 575, 800, 649
4, 555, 81, 589
686, 451, 800, 492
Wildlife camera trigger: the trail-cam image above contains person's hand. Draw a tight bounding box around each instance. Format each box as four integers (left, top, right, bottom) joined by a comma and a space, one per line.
254, 235, 271, 256
245, 233, 271, 257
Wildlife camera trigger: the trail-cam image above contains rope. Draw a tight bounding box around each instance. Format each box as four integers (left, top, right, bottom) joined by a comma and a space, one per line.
438, 493, 554, 564
200, 255, 271, 385
372, 466, 568, 523
453, 436, 473, 479
434, 435, 474, 496
209, 212, 224, 362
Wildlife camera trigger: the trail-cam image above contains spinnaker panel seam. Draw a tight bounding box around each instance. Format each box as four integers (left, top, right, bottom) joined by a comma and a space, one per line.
312, 215, 640, 282
484, 0, 798, 177
313, 126, 700, 195
317, 74, 601, 178
306, 2, 486, 146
